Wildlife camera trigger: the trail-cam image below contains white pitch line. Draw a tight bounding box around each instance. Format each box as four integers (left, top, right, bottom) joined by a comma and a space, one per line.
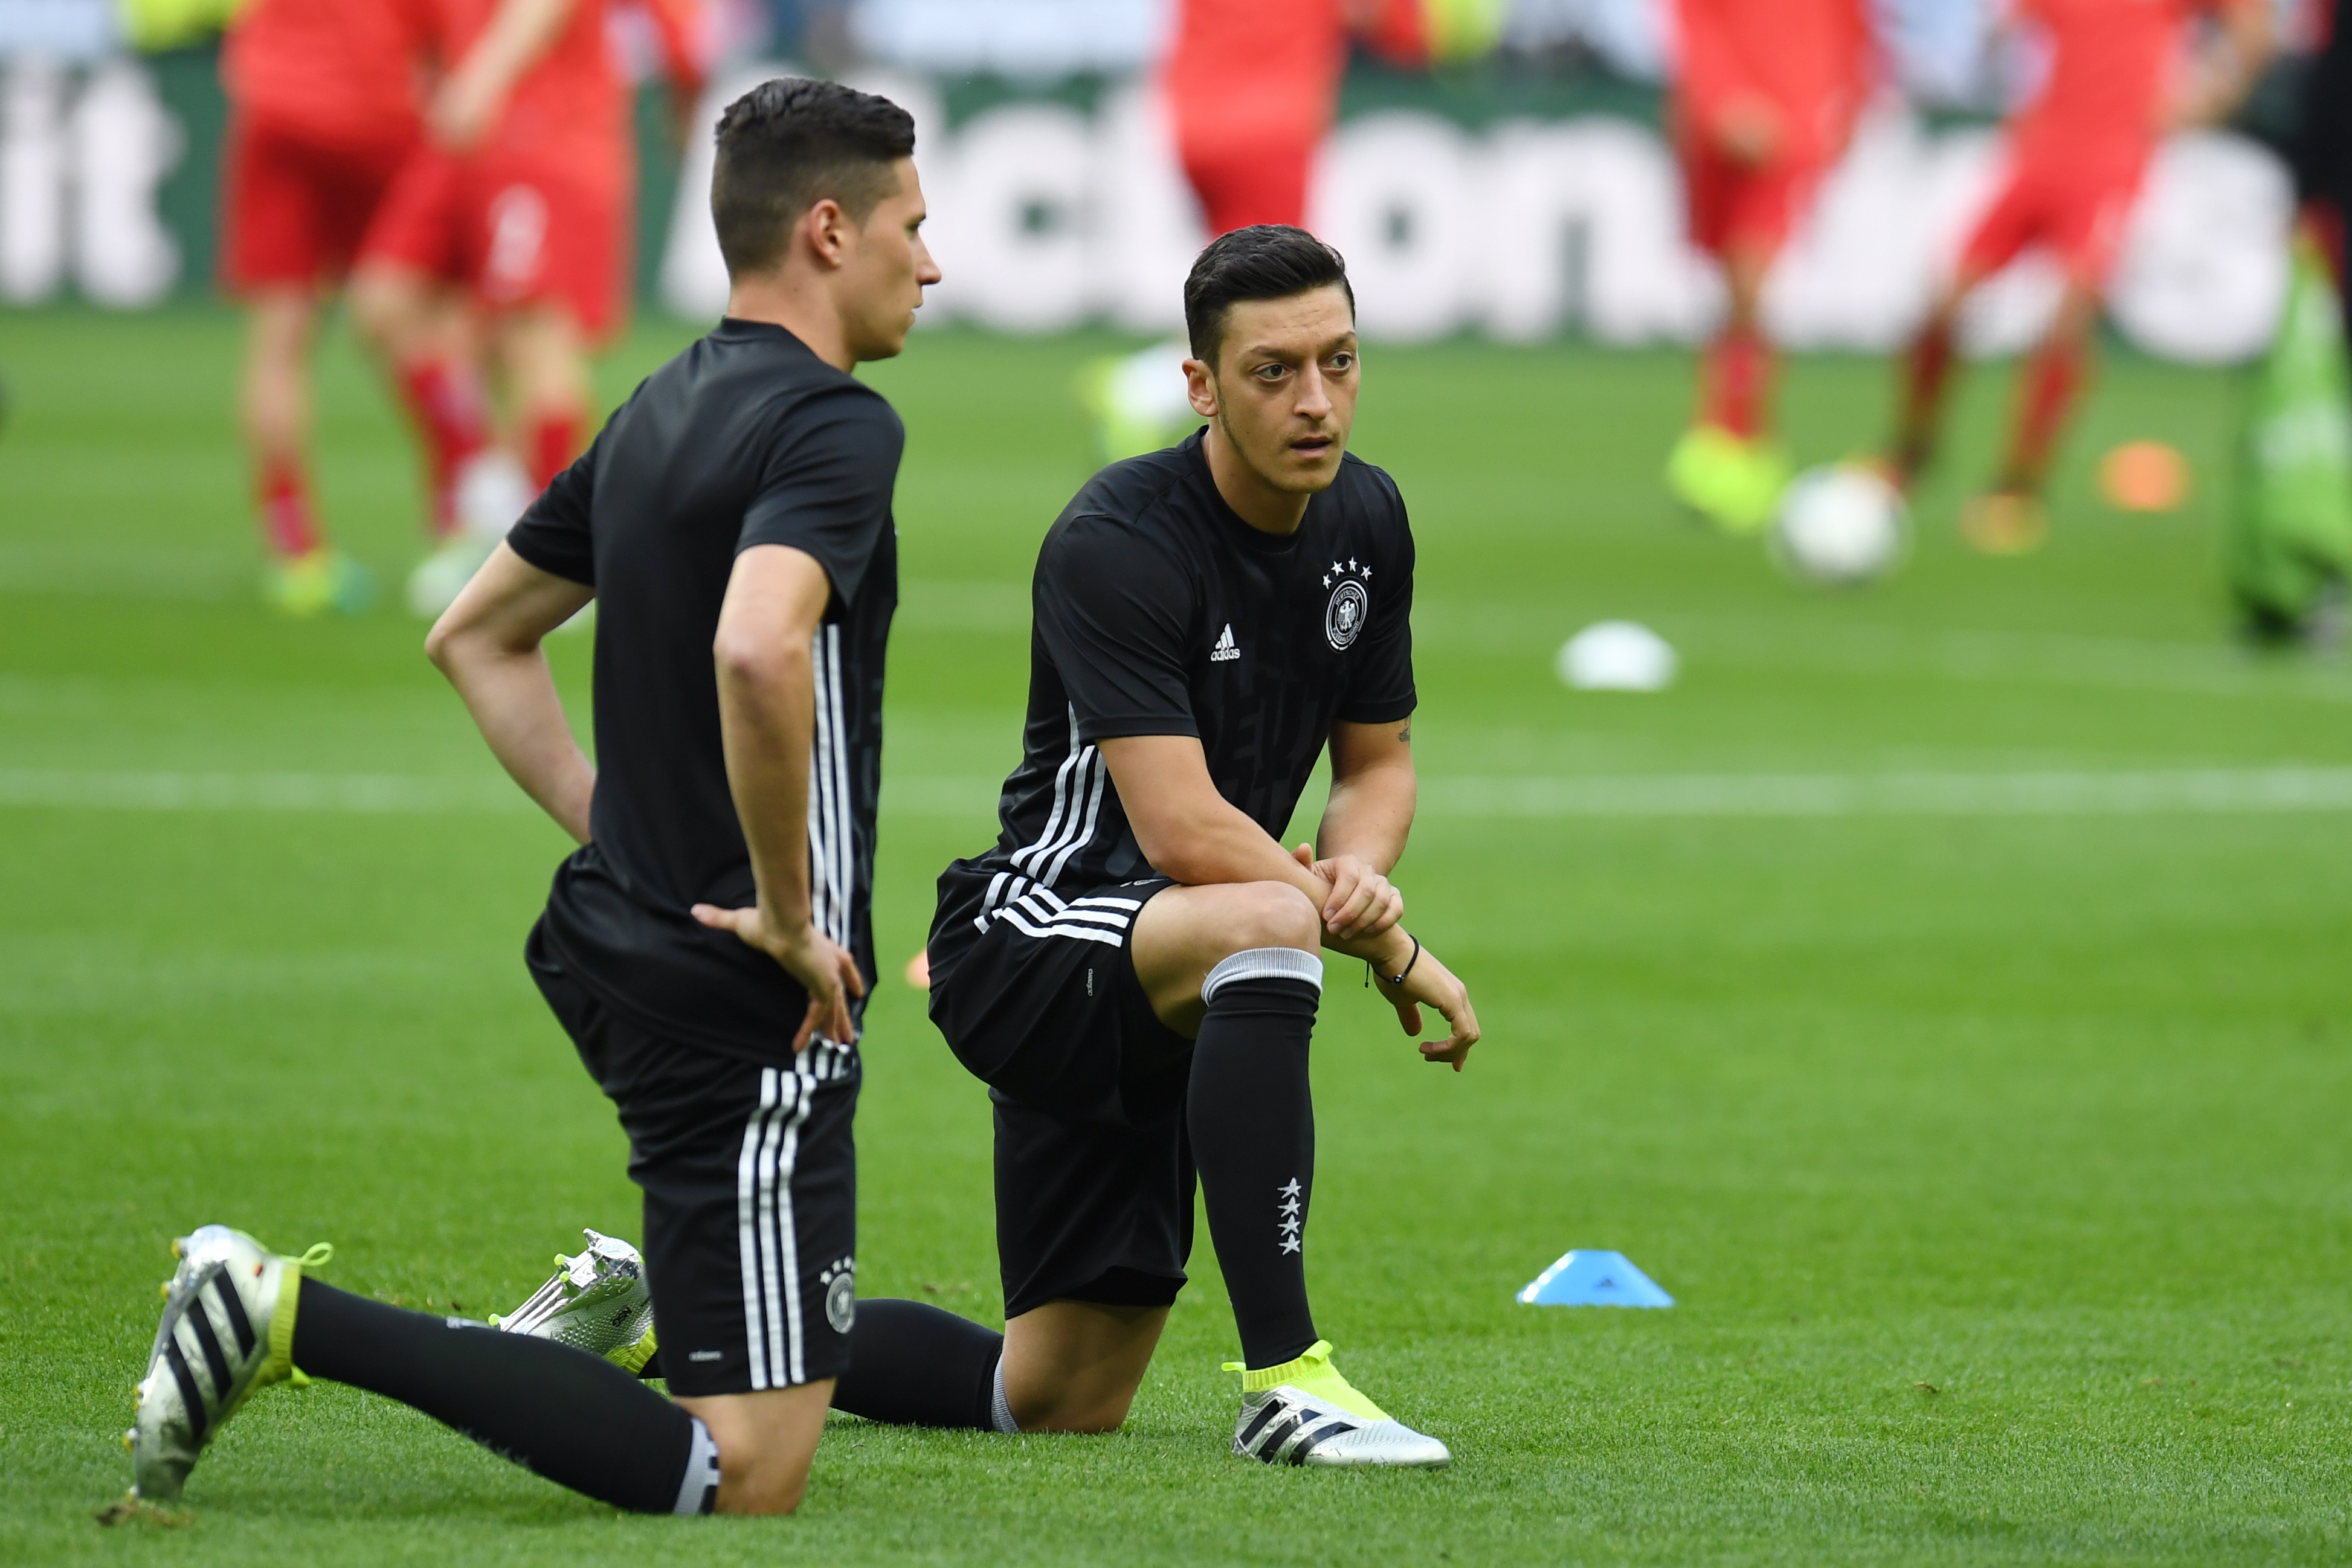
0, 769, 531, 814
6, 767, 2352, 820
1421, 768, 2352, 818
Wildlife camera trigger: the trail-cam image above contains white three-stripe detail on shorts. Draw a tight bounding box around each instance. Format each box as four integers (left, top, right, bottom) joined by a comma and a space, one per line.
737, 1066, 817, 1390
738, 1070, 784, 1390
996, 904, 1125, 946
771, 1064, 815, 1385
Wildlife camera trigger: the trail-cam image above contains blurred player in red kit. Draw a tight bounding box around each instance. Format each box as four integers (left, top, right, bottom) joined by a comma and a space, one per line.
1888, 0, 2272, 553
353, 0, 705, 616
1161, 0, 1488, 234
1663, 0, 1874, 535
1072, 0, 1492, 467
219, 0, 425, 615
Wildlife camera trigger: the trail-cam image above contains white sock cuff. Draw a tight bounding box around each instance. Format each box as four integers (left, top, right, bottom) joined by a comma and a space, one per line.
674, 1415, 721, 1515
1202, 946, 1324, 1004
990, 1356, 1020, 1434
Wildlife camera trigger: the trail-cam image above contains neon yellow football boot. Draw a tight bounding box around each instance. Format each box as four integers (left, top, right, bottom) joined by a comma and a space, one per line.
263, 547, 375, 619
1666, 423, 1793, 536
1226, 1340, 1449, 1467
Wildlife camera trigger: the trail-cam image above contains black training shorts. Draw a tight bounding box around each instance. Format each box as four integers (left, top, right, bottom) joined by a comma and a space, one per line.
530, 923, 857, 1396
927, 873, 1197, 1319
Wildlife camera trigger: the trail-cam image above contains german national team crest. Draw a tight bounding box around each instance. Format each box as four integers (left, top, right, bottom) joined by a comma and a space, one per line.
821, 1258, 857, 1334
1321, 557, 1371, 650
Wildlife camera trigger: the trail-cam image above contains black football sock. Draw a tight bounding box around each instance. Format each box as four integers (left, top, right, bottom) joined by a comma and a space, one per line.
830, 1298, 1008, 1429
1186, 949, 1323, 1370
290, 1278, 719, 1514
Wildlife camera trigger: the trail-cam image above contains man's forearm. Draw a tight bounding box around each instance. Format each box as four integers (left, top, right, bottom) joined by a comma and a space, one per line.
1316, 763, 1415, 873
442, 642, 595, 843
714, 646, 817, 926
1149, 798, 1329, 907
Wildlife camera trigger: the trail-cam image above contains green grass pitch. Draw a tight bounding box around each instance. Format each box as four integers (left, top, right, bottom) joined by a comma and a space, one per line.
2, 307, 2350, 1565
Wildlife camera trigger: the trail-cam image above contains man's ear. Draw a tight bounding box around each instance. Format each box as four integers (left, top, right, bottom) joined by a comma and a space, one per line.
800, 198, 850, 269
1184, 357, 1218, 418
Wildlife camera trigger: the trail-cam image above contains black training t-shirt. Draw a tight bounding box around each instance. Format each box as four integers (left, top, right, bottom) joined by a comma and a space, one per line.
507, 319, 901, 1064
927, 429, 1414, 981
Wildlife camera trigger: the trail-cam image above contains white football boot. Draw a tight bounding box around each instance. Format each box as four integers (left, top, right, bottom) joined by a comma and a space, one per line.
128, 1225, 332, 1500
1228, 1340, 1450, 1468
491, 1229, 657, 1374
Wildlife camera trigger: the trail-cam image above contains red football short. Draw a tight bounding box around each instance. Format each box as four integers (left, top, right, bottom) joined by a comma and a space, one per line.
359, 143, 627, 337
1957, 152, 2150, 288
1181, 140, 1316, 235
220, 114, 411, 291
1680, 139, 1828, 260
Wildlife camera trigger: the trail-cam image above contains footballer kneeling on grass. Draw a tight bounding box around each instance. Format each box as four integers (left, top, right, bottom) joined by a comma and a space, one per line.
120, 78, 936, 1518
503, 225, 1480, 1468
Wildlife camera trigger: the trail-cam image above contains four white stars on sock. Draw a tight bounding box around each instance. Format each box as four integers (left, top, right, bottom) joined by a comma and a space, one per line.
1277, 1178, 1304, 1255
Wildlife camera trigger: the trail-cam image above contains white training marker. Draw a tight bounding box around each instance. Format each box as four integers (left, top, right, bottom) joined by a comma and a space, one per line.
1557, 622, 1677, 692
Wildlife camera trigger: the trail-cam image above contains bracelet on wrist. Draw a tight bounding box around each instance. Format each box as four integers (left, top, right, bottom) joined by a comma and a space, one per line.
1364, 934, 1420, 989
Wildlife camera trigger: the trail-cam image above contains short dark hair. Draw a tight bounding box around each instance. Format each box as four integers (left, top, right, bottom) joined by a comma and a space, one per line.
1182, 225, 1355, 364
711, 77, 916, 278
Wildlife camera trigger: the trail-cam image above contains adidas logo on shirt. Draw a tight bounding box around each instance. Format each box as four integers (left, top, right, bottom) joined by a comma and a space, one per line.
1210, 624, 1240, 663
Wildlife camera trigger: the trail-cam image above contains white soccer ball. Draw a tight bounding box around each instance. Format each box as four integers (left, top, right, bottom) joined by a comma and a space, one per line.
1770, 464, 1909, 586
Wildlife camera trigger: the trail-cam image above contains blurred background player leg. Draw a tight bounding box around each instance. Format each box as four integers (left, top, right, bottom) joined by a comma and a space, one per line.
355, 0, 675, 618
1664, 0, 1869, 536
237, 280, 373, 615
1891, 0, 2270, 556
217, 0, 428, 616
349, 234, 509, 619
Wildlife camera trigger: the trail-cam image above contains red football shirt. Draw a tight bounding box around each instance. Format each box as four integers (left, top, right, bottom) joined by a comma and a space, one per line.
2008, 0, 2215, 173
1674, 0, 1873, 167
221, 0, 422, 149
412, 0, 625, 165
1161, 0, 1347, 158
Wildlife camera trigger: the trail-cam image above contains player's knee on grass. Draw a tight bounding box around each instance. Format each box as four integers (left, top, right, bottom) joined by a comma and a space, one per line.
681, 1382, 832, 1515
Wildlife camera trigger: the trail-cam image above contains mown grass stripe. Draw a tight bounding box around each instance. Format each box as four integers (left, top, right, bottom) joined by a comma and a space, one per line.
7, 767, 2352, 818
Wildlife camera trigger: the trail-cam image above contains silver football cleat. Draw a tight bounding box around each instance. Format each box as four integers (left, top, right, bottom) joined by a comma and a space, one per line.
492, 1229, 657, 1373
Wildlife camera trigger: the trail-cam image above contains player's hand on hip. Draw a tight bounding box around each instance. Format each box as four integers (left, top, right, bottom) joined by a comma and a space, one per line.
1370, 936, 1479, 1072
1292, 843, 1403, 942
691, 902, 867, 1052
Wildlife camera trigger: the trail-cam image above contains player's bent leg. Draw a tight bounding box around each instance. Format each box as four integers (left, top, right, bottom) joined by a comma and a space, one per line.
674, 1382, 832, 1515
128, 1224, 724, 1514
1001, 1300, 1169, 1433
1129, 881, 1451, 1466
1130, 879, 1321, 1036
831, 1297, 1010, 1429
